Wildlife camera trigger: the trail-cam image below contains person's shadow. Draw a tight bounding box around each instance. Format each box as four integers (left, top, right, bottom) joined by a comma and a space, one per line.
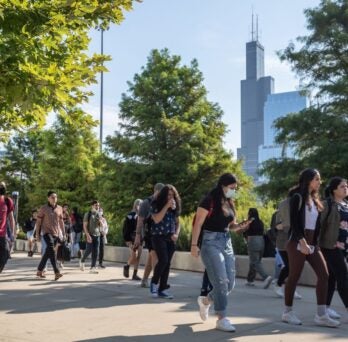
75, 321, 283, 342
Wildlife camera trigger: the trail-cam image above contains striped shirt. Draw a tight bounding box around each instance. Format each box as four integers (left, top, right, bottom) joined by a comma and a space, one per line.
36, 204, 65, 237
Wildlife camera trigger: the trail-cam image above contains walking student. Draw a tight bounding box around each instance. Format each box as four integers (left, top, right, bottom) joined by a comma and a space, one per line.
123, 199, 143, 280
150, 184, 181, 299
133, 183, 164, 288
244, 208, 273, 288
79, 200, 102, 274
0, 182, 15, 273
35, 191, 64, 281
319, 177, 348, 324
24, 209, 38, 257
191, 173, 248, 332
282, 168, 339, 327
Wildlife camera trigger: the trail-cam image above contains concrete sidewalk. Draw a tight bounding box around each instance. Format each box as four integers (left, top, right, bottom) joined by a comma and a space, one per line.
0, 253, 347, 342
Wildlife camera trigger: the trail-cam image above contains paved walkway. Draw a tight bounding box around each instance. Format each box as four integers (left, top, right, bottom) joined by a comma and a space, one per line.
0, 253, 347, 341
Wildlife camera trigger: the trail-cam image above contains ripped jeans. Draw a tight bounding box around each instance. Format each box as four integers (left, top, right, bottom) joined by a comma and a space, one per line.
200, 230, 236, 318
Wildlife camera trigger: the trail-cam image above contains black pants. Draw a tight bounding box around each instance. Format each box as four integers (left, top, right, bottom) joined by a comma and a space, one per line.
38, 234, 59, 273
151, 235, 175, 292
99, 236, 105, 265
321, 248, 348, 308
277, 250, 289, 287
0, 237, 10, 272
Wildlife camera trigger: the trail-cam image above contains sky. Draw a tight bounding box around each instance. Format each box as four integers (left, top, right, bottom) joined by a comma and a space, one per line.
80, 0, 321, 156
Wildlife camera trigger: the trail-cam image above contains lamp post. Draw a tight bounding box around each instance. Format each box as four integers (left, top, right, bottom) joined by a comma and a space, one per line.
100, 28, 104, 153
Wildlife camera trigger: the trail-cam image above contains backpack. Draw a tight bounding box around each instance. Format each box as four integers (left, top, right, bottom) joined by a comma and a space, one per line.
122, 212, 137, 242
73, 213, 83, 233
276, 193, 302, 231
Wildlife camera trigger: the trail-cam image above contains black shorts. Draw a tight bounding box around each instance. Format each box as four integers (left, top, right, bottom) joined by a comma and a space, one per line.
143, 236, 153, 251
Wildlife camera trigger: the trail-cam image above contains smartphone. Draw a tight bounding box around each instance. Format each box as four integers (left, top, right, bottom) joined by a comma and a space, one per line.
297, 243, 314, 254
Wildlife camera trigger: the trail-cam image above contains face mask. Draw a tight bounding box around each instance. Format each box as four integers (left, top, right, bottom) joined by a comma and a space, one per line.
225, 188, 237, 199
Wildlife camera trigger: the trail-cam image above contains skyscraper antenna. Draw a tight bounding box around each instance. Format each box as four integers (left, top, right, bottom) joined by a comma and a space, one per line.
256, 15, 259, 41
251, 8, 255, 41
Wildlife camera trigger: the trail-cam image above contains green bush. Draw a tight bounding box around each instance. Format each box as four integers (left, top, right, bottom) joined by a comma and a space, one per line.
17, 230, 26, 240
230, 231, 247, 255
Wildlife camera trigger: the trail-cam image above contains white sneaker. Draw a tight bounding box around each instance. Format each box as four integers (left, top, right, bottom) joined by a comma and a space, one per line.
216, 318, 236, 332
89, 267, 99, 274
274, 285, 284, 298
263, 276, 273, 289
197, 296, 210, 321
282, 311, 302, 325
314, 313, 340, 327
79, 260, 85, 271
294, 290, 302, 299
327, 308, 341, 319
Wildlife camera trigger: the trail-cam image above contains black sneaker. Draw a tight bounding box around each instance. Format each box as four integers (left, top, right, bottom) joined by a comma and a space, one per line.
123, 264, 130, 278
132, 274, 141, 281
99, 264, 106, 269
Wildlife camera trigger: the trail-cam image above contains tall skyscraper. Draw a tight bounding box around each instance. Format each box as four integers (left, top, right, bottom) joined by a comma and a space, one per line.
237, 31, 274, 179
258, 91, 307, 181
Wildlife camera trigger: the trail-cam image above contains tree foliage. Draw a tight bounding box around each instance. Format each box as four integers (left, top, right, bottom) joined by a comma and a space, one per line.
258, 0, 348, 200
0, 129, 43, 223
0, 0, 138, 138
104, 49, 253, 215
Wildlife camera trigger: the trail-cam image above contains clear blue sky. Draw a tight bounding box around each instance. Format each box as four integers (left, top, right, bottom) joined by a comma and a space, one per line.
84, 0, 320, 156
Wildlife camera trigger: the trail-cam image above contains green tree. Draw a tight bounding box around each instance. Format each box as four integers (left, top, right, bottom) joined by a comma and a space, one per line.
29, 109, 100, 211
0, 129, 43, 223
258, 0, 348, 200
0, 0, 138, 138
104, 49, 253, 215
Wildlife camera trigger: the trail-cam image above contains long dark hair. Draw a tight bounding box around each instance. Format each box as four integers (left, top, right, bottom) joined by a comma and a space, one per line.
248, 208, 260, 221
325, 176, 346, 198
247, 207, 264, 229
209, 173, 237, 216
152, 184, 181, 215
289, 168, 322, 209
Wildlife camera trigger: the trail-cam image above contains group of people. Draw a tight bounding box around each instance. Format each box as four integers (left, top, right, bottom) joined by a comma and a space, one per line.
20, 192, 109, 280
1, 169, 348, 333
191, 170, 348, 332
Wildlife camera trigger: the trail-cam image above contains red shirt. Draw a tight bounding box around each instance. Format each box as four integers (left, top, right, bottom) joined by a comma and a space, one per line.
0, 196, 14, 237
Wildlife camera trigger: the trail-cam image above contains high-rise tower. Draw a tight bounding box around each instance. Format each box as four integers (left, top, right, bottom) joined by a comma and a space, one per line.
237, 16, 274, 180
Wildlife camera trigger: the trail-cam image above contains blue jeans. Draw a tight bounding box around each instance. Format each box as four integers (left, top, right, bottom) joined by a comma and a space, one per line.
81, 235, 100, 267
200, 230, 236, 318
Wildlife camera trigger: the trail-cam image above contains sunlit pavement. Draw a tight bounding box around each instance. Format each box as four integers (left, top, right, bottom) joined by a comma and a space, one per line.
0, 252, 347, 342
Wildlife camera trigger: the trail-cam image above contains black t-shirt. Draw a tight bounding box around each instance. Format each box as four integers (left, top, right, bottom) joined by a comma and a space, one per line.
244, 220, 264, 237
199, 195, 234, 232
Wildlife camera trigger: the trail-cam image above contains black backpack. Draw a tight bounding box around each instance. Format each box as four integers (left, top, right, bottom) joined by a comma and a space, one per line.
73, 213, 84, 233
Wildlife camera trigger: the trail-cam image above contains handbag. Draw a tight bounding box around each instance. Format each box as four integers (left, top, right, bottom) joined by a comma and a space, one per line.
57, 242, 71, 262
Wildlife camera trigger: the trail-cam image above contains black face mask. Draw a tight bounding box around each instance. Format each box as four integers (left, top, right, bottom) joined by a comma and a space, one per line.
0, 187, 5, 195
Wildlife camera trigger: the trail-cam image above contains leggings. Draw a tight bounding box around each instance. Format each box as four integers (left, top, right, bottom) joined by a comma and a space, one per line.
285, 239, 328, 307
321, 248, 348, 308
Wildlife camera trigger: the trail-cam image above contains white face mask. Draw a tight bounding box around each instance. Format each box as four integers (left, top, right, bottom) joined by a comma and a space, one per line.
225, 188, 237, 199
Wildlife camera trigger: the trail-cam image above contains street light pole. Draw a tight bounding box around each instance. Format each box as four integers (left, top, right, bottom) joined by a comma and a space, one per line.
100, 29, 104, 153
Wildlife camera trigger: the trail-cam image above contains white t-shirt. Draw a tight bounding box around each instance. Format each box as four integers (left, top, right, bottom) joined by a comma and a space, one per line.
305, 203, 318, 230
